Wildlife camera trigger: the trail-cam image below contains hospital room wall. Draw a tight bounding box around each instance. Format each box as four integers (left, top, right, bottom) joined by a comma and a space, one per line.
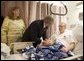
65, 1, 83, 26
65, 1, 83, 43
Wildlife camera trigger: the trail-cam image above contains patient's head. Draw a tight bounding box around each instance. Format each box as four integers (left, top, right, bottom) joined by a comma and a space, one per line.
59, 22, 66, 34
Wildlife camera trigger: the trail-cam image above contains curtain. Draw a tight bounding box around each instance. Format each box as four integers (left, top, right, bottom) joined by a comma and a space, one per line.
1, 1, 66, 38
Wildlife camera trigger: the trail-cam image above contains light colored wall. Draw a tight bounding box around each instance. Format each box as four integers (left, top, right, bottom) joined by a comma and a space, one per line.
64, 1, 83, 43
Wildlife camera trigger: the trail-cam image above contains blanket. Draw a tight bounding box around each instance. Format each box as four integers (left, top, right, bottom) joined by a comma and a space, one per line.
21, 43, 71, 60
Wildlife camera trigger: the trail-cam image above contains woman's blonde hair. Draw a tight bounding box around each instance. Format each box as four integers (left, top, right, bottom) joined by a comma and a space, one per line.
8, 7, 21, 20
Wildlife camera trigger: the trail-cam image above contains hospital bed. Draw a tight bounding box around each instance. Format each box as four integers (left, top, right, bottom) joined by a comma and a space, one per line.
3, 33, 83, 60
7, 38, 83, 60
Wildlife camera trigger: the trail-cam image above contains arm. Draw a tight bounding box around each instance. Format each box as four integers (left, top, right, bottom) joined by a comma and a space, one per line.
68, 42, 75, 51
1, 16, 9, 44
22, 19, 26, 33
60, 31, 77, 52
20, 19, 26, 37
68, 30, 77, 50
68, 35, 77, 51
60, 42, 75, 52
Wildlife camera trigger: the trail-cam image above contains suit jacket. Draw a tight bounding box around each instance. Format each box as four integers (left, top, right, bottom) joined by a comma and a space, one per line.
22, 20, 48, 46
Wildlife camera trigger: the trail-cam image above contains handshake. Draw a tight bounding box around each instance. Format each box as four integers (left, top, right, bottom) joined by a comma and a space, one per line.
38, 38, 69, 53
38, 38, 55, 47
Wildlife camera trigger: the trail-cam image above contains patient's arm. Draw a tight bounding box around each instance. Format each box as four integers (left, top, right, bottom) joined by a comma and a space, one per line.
60, 37, 77, 52
67, 38, 77, 51
60, 42, 75, 52
68, 42, 75, 51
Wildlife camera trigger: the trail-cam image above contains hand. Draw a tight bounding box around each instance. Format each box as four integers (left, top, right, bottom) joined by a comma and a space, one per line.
60, 47, 69, 52
43, 39, 54, 46
37, 41, 46, 48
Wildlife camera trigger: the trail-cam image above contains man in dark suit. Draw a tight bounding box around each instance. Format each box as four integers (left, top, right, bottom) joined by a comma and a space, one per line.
22, 16, 54, 47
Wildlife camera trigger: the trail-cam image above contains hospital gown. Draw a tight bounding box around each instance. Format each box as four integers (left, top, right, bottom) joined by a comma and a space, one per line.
50, 29, 77, 48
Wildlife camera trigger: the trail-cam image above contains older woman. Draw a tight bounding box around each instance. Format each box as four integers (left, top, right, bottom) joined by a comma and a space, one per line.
1, 7, 25, 46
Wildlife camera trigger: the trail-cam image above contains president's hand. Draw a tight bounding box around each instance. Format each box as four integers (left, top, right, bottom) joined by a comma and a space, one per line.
43, 39, 54, 46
